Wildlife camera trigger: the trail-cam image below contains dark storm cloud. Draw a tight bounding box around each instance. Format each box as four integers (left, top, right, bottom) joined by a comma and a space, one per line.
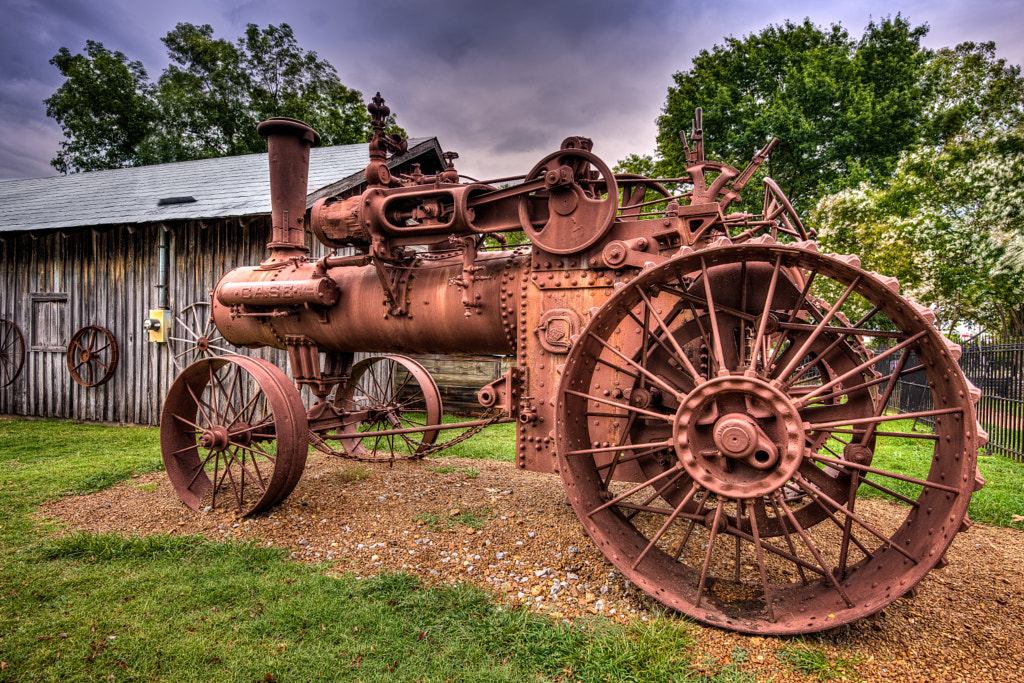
1, 0, 1022, 180
0, 0, 173, 178
305, 0, 691, 178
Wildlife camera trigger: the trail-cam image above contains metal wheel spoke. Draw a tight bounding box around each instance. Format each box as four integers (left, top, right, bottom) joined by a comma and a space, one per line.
795, 332, 927, 407
586, 465, 684, 517
808, 453, 961, 493
222, 448, 269, 494
564, 439, 674, 458
586, 331, 688, 401
794, 471, 918, 564
631, 481, 700, 569
699, 257, 728, 376
695, 499, 725, 607
746, 498, 775, 622
635, 290, 704, 383
748, 255, 783, 374
623, 466, 691, 521
807, 406, 963, 432
772, 276, 861, 382
566, 389, 675, 423
774, 493, 853, 607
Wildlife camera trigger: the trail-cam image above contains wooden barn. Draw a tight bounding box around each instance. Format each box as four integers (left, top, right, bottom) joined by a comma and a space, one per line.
0, 138, 445, 424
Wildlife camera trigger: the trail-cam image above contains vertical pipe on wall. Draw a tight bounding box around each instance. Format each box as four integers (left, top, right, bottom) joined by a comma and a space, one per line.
158, 225, 169, 310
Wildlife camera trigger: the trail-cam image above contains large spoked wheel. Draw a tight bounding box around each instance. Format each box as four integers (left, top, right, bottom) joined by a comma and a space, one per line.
334, 355, 443, 461
161, 356, 308, 517
67, 326, 119, 387
556, 240, 982, 634
518, 149, 619, 254
169, 302, 233, 371
0, 320, 25, 387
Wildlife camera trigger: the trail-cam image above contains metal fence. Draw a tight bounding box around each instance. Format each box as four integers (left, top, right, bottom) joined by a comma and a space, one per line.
879, 334, 1024, 462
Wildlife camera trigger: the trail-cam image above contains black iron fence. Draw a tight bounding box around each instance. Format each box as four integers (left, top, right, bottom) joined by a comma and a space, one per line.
878, 334, 1024, 462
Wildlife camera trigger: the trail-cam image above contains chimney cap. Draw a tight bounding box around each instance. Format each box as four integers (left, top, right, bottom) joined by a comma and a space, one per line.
257, 117, 321, 147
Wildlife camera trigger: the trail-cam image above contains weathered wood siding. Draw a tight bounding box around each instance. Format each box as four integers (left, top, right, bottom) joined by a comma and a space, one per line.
409, 353, 513, 413
0, 216, 309, 424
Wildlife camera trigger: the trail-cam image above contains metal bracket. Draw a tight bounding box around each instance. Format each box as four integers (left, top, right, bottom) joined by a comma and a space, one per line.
285, 335, 344, 401
371, 256, 411, 317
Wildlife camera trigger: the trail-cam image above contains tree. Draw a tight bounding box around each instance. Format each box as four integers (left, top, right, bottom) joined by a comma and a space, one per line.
44, 41, 158, 173
815, 127, 1024, 336
154, 23, 254, 160
46, 23, 378, 171
653, 16, 931, 213
240, 24, 370, 147
815, 43, 1024, 337
924, 41, 1024, 141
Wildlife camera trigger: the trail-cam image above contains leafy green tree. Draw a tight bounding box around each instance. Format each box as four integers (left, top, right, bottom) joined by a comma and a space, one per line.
154, 23, 254, 160
240, 24, 370, 147
816, 127, 1024, 336
654, 16, 931, 212
46, 23, 380, 171
816, 43, 1024, 336
44, 41, 159, 173
924, 41, 1024, 141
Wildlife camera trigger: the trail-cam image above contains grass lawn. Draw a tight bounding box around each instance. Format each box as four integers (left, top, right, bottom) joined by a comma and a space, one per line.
0, 419, 705, 683
855, 418, 1024, 529
2, 416, 1022, 681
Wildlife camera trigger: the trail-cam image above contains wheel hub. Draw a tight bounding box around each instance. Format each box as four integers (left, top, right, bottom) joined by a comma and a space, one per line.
199, 425, 230, 452
674, 375, 804, 498
713, 414, 779, 469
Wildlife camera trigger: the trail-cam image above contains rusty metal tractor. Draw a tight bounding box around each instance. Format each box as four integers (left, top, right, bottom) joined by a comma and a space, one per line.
160, 95, 986, 634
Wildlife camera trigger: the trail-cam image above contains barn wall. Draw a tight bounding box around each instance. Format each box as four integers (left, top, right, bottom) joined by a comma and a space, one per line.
0, 216, 312, 424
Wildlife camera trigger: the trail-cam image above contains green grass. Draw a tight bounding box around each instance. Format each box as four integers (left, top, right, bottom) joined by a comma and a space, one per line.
427, 413, 517, 461
413, 505, 491, 532
335, 464, 373, 483
426, 463, 480, 478
3, 532, 698, 682
856, 419, 1024, 528
0, 418, 716, 683
778, 641, 862, 681
347, 412, 517, 461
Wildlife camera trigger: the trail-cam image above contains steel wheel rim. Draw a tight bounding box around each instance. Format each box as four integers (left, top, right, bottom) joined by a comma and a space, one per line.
161, 355, 308, 516
66, 325, 119, 387
0, 320, 25, 387
556, 242, 981, 634
334, 355, 442, 459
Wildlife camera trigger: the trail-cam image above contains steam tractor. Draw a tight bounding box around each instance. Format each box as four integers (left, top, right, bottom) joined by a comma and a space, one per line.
161, 95, 986, 634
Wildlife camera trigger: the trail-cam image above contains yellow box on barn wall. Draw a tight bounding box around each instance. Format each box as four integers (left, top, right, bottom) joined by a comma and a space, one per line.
145, 309, 170, 343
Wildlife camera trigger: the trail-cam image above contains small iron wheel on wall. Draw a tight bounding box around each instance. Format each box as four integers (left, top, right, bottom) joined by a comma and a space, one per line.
66, 325, 118, 387
0, 319, 25, 387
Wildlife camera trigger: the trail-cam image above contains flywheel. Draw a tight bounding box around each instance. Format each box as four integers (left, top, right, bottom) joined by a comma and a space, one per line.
555, 239, 984, 634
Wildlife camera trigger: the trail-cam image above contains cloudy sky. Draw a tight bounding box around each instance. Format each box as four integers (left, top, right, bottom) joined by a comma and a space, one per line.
2, 0, 1022, 181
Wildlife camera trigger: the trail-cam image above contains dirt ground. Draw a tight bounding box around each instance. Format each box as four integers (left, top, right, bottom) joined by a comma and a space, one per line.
41, 454, 1024, 682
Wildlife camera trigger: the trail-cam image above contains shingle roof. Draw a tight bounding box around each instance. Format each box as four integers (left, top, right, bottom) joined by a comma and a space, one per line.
0, 138, 442, 233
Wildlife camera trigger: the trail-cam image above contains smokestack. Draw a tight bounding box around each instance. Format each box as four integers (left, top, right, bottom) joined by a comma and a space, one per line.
257, 117, 321, 262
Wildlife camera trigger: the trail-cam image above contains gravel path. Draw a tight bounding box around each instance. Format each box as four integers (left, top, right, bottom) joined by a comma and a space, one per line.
41, 454, 1024, 682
